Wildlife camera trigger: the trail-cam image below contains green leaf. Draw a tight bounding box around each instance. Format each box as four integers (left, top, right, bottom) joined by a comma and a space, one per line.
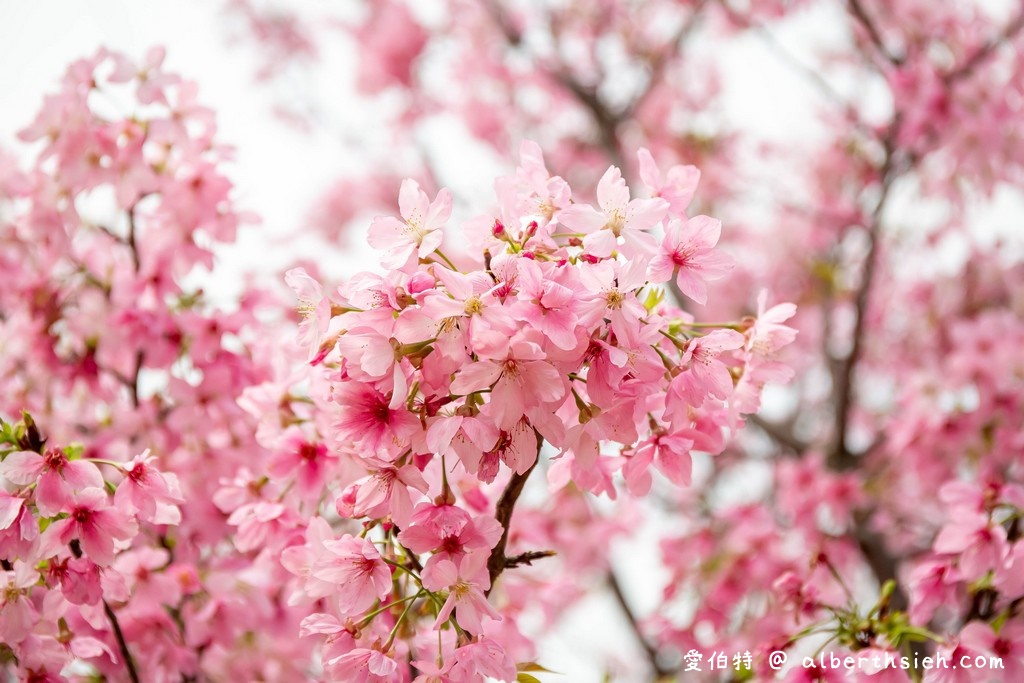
643, 287, 665, 312
517, 675, 542, 683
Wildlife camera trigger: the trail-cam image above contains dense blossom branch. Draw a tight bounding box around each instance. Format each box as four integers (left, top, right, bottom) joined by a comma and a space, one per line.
4, 0, 1024, 679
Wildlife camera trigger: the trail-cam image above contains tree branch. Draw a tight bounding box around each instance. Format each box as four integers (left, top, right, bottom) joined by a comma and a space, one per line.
853, 510, 908, 609
104, 601, 141, 683
504, 549, 556, 569
828, 130, 898, 471
486, 429, 543, 593
620, 0, 709, 122
480, 0, 627, 170
607, 569, 672, 680
946, 8, 1024, 84
127, 202, 141, 273
70, 540, 140, 683
845, 0, 904, 66
747, 413, 808, 454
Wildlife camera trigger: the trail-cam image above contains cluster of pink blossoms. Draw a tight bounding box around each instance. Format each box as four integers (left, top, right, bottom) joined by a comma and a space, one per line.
0, 415, 182, 679
0, 49, 319, 680
215, 0, 1024, 678
274, 140, 797, 679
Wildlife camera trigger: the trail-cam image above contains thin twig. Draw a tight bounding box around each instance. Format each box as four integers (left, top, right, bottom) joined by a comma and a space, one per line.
718, 0, 882, 144
607, 569, 672, 680
845, 0, 904, 66
620, 0, 709, 122
504, 549, 557, 569
747, 414, 808, 454
127, 203, 141, 273
70, 541, 141, 683
480, 0, 626, 170
946, 8, 1024, 84
104, 601, 141, 683
828, 126, 899, 470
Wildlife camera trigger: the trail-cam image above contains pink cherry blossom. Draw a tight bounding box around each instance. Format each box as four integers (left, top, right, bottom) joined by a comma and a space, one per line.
422, 552, 501, 635
450, 335, 566, 431
648, 215, 734, 305
0, 448, 104, 517
559, 165, 669, 258
114, 449, 184, 524
637, 147, 701, 215
38, 488, 137, 567
368, 179, 452, 269
327, 646, 402, 682
311, 534, 393, 617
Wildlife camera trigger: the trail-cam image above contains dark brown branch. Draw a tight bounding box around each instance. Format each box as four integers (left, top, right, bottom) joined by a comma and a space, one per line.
828, 130, 898, 471
946, 8, 1024, 84
845, 0, 903, 66
747, 414, 808, 454
620, 0, 709, 122
480, 0, 626, 170
127, 203, 140, 273
129, 350, 143, 409
853, 511, 908, 610
550, 72, 627, 171
486, 430, 543, 593
504, 549, 556, 569
607, 569, 672, 680
126, 203, 144, 410
70, 541, 140, 683
104, 601, 141, 683
717, 0, 879, 141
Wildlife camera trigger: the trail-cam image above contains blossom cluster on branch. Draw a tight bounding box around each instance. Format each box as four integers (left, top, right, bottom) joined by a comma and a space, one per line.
222, 0, 1024, 680
0, 46, 797, 682
0, 49, 313, 681
270, 140, 796, 679
4, 0, 1024, 678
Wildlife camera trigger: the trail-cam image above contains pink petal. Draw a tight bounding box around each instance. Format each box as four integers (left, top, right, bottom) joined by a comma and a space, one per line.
398, 178, 428, 225
451, 361, 503, 395
688, 215, 722, 247
596, 166, 629, 212
558, 204, 606, 233
0, 451, 44, 486
423, 558, 460, 591
637, 148, 660, 190
675, 267, 709, 306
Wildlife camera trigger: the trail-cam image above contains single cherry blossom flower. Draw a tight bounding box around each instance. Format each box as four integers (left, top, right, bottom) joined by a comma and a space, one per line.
0, 448, 104, 517
648, 216, 733, 305
311, 534, 393, 617
422, 552, 500, 635
368, 179, 452, 269
559, 165, 668, 258
38, 487, 137, 566
114, 449, 184, 524
637, 147, 701, 215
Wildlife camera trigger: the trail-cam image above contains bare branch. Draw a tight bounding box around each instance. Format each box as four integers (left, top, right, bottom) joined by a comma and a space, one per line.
827, 126, 900, 471
946, 8, 1024, 84
486, 429, 543, 593
504, 549, 556, 569
747, 414, 809, 454
104, 601, 142, 683
607, 569, 673, 680
845, 0, 904, 66
71, 540, 141, 683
